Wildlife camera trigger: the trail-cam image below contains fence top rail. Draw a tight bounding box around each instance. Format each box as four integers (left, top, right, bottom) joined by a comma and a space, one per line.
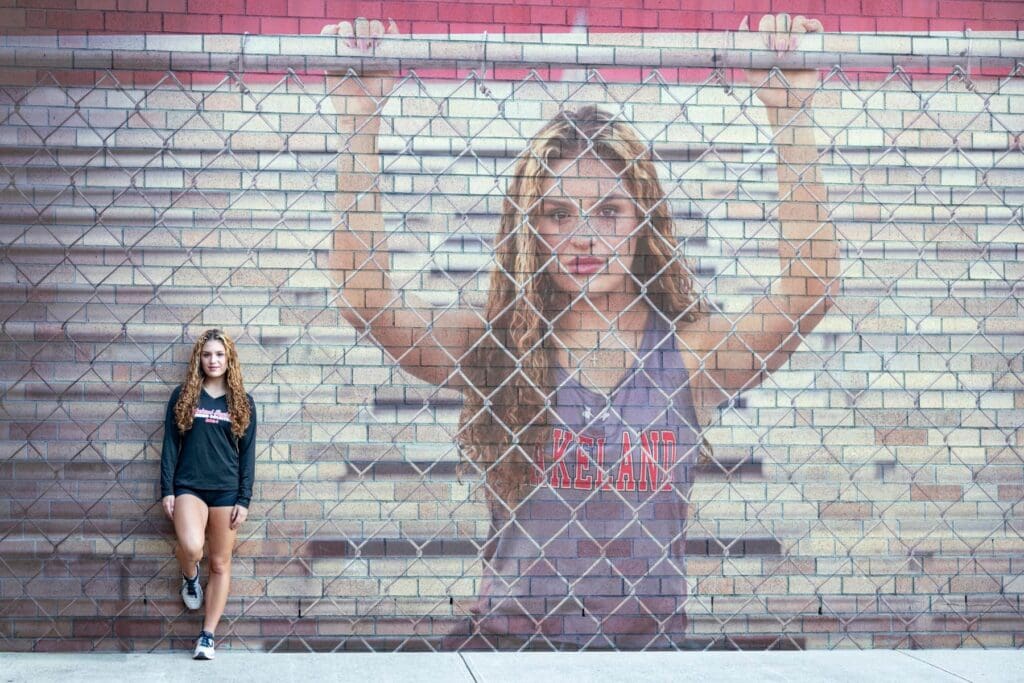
0, 31, 1021, 74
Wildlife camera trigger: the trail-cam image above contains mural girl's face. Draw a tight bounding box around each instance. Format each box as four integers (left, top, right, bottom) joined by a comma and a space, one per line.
534, 155, 643, 298
200, 339, 228, 380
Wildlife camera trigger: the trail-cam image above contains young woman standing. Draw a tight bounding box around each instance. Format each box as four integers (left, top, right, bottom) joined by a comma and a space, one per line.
160, 328, 257, 659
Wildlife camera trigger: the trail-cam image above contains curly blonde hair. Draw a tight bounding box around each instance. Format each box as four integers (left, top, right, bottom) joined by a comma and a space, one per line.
174, 328, 251, 439
456, 106, 706, 511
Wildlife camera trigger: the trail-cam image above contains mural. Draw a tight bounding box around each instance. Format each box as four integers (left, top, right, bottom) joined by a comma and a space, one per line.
0, 8, 1022, 652
325, 15, 837, 649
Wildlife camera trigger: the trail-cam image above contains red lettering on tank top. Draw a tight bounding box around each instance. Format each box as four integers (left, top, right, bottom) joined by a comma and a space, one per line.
574, 434, 594, 490
540, 428, 680, 492
594, 437, 609, 490
615, 432, 637, 491
660, 430, 676, 491
637, 431, 660, 492
549, 428, 573, 489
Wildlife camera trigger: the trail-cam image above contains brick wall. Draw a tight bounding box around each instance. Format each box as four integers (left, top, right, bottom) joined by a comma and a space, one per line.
1, 7, 1023, 654
2, 0, 1024, 35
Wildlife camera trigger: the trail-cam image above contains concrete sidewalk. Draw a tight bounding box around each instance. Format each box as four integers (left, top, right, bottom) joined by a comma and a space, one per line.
1, 649, 1022, 682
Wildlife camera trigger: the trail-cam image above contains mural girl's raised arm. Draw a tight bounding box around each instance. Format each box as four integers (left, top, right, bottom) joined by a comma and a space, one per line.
681, 14, 841, 413
323, 18, 484, 388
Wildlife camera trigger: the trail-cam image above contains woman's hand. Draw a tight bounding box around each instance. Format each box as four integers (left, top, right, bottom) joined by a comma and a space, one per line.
739, 14, 823, 111
230, 504, 248, 530
322, 18, 400, 118
162, 495, 175, 520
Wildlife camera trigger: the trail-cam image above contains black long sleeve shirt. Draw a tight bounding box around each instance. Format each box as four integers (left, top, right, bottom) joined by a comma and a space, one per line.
159, 385, 257, 507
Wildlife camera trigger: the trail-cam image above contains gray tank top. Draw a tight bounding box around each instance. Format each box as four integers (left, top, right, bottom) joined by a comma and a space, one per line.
472, 309, 701, 648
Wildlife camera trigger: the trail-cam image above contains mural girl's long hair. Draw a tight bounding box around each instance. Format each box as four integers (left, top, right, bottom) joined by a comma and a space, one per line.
456, 105, 707, 512
174, 328, 251, 439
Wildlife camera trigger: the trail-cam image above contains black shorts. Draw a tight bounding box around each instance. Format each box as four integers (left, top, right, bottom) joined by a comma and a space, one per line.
174, 487, 237, 508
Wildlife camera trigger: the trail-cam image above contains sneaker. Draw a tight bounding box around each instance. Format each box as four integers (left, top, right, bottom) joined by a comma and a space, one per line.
180, 562, 203, 610
192, 630, 215, 660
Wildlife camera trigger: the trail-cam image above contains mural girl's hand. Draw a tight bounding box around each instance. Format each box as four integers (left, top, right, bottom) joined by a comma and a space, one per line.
322, 18, 400, 117
162, 494, 175, 521
740, 14, 823, 110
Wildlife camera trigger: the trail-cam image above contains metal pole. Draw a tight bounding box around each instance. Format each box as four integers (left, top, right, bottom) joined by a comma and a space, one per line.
0, 32, 1019, 73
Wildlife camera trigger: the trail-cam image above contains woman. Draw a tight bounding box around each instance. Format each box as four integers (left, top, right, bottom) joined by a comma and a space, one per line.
160, 328, 257, 659
323, 15, 837, 649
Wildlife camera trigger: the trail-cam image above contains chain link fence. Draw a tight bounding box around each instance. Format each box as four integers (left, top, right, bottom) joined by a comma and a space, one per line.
1, 31, 1022, 652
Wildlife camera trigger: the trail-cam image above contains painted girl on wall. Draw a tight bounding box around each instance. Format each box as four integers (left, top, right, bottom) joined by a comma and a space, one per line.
322, 14, 837, 649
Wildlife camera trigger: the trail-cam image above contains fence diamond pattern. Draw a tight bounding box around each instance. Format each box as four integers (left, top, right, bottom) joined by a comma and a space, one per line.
0, 33, 1022, 652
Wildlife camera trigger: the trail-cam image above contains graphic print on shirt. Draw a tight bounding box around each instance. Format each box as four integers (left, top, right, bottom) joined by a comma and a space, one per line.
530, 427, 680, 492
195, 407, 231, 425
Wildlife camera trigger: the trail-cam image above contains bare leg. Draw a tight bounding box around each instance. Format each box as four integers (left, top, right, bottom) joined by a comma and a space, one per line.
202, 506, 237, 634
173, 494, 208, 576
